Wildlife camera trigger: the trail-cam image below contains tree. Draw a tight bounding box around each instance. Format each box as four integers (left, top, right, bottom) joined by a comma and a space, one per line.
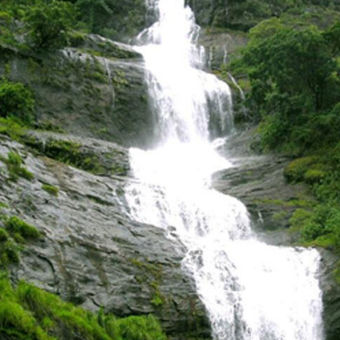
235, 22, 340, 152
24, 0, 75, 50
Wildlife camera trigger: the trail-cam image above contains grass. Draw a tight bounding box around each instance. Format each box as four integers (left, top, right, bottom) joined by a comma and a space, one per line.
0, 151, 34, 182
41, 184, 59, 197
5, 216, 40, 240
0, 273, 167, 340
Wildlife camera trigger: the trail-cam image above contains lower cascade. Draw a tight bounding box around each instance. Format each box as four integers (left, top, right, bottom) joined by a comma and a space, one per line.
124, 0, 324, 339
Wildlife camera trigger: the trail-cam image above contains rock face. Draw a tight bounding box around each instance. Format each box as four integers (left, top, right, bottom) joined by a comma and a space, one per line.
319, 250, 340, 340
212, 129, 311, 241
0, 35, 157, 149
0, 136, 210, 340
199, 29, 248, 70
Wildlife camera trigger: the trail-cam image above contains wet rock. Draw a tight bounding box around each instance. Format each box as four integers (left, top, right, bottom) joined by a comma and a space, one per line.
319, 250, 340, 340
199, 29, 248, 70
23, 131, 130, 177
212, 130, 312, 244
0, 35, 157, 148
0, 137, 210, 340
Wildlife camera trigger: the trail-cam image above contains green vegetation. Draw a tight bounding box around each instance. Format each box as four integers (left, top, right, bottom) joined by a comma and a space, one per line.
0, 273, 167, 340
37, 139, 105, 175
0, 236, 20, 267
42, 184, 59, 197
130, 259, 166, 307
0, 79, 35, 124
24, 0, 75, 50
0, 117, 26, 141
0, 151, 34, 182
0, 0, 146, 46
231, 15, 340, 272
72, 0, 146, 40
0, 214, 40, 267
5, 216, 40, 240
190, 0, 340, 31
233, 21, 340, 153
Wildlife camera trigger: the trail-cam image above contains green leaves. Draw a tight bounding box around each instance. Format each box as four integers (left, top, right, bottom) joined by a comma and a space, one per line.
237, 19, 340, 153
0, 79, 35, 124
24, 0, 76, 50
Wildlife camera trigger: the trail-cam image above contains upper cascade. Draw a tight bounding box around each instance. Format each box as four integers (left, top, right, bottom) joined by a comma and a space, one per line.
135, 0, 233, 145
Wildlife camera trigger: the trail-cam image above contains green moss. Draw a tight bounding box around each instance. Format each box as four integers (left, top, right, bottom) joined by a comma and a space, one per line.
37, 140, 104, 175
129, 259, 166, 307
42, 184, 59, 197
0, 239, 20, 267
5, 216, 40, 240
0, 151, 34, 182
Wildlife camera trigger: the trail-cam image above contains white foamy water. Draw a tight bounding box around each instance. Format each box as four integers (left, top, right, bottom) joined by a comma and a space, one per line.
124, 0, 324, 339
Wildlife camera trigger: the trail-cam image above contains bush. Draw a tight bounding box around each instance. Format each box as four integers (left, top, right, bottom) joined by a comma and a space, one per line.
284, 156, 318, 182
117, 315, 167, 340
0, 79, 35, 123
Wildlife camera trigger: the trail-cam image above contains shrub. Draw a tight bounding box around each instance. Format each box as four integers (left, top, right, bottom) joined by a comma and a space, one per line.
304, 169, 326, 184
284, 156, 318, 182
0, 79, 35, 123
117, 315, 167, 340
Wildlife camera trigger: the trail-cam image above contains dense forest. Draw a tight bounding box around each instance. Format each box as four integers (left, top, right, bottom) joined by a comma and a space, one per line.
228, 6, 340, 274
0, 0, 340, 339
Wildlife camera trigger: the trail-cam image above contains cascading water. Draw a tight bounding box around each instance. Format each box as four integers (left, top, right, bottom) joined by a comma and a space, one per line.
124, 0, 324, 339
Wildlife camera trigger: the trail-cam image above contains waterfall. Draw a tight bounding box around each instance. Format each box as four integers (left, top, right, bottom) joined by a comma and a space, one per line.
124, 0, 324, 339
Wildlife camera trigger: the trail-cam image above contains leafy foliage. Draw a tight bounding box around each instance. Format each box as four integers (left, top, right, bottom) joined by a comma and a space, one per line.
0, 79, 35, 124
235, 19, 340, 153
0, 273, 167, 340
24, 0, 76, 50
233, 18, 340, 258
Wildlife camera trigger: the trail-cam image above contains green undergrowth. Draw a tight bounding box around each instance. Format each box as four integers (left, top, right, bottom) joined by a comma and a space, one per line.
284, 146, 340, 259
0, 272, 167, 340
0, 151, 34, 182
228, 11, 340, 282
0, 215, 40, 268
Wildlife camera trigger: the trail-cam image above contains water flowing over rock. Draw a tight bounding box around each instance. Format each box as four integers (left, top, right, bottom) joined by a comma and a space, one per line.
124, 1, 324, 339
0, 135, 209, 339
